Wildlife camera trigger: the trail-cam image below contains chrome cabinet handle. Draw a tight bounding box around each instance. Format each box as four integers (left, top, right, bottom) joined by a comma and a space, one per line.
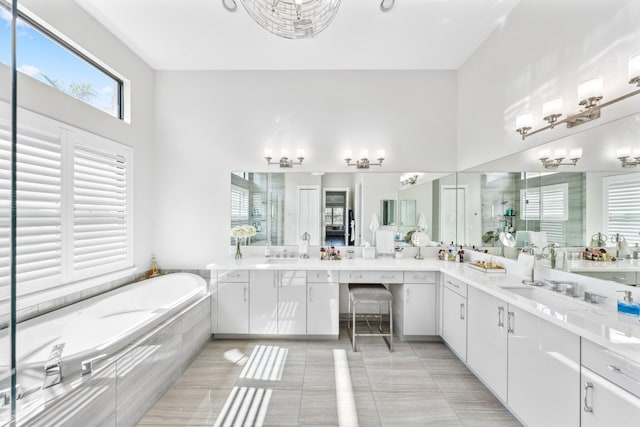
507, 312, 514, 334
381, 275, 396, 279
447, 280, 460, 289
273, 273, 277, 288
583, 381, 594, 413
406, 288, 410, 303
316, 273, 330, 278
497, 306, 505, 328
607, 365, 640, 384
613, 275, 627, 281
460, 303, 465, 320
309, 286, 313, 302
350, 274, 363, 279
243, 286, 247, 302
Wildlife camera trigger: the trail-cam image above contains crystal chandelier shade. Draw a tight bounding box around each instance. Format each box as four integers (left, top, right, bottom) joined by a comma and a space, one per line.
239, 0, 341, 39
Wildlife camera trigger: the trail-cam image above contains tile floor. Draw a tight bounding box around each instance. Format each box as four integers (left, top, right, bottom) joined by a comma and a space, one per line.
138, 326, 521, 426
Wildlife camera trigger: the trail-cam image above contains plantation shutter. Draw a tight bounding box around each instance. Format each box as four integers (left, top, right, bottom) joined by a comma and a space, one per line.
231, 184, 249, 227
540, 184, 568, 221
0, 121, 63, 289
520, 189, 540, 220
606, 178, 640, 245
72, 140, 130, 278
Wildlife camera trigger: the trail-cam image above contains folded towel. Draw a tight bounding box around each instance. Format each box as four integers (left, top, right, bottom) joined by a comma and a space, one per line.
376, 229, 395, 255
417, 213, 428, 232
369, 214, 380, 244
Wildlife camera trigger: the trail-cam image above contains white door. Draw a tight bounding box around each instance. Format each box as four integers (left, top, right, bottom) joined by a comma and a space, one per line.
249, 270, 278, 334
217, 282, 249, 334
307, 283, 339, 335
404, 284, 436, 335
581, 367, 640, 427
298, 186, 321, 245
278, 270, 307, 335
442, 286, 467, 361
507, 305, 580, 427
466, 287, 508, 401
441, 185, 466, 245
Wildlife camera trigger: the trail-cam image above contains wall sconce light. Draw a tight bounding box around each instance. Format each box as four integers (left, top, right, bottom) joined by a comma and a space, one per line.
617, 148, 640, 167
265, 148, 304, 168
538, 148, 582, 169
401, 174, 419, 185
515, 53, 640, 140
345, 149, 385, 168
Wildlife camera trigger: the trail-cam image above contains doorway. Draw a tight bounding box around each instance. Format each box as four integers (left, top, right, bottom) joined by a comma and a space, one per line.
323, 187, 351, 246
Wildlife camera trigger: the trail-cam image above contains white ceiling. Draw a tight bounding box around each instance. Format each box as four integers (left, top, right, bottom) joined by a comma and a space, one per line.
75, 0, 520, 70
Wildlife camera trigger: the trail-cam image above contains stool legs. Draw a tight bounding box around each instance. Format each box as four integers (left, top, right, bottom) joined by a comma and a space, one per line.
348, 299, 394, 352
352, 302, 356, 352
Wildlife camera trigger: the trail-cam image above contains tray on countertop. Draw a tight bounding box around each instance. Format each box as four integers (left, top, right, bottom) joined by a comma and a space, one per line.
467, 262, 507, 274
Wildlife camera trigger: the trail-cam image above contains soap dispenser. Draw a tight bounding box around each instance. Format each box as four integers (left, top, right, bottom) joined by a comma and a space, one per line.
616, 290, 640, 316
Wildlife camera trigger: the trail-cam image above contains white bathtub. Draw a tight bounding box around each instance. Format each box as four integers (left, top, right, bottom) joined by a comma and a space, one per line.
0, 272, 207, 401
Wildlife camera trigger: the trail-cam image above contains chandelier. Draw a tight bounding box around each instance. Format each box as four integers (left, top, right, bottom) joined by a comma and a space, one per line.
228, 0, 342, 39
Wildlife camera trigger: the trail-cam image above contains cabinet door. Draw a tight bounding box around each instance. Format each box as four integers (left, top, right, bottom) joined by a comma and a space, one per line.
507, 305, 580, 427
307, 283, 339, 335
278, 271, 307, 335
249, 270, 278, 334
442, 286, 467, 361
404, 283, 436, 336
581, 367, 640, 427
467, 287, 508, 401
217, 282, 249, 334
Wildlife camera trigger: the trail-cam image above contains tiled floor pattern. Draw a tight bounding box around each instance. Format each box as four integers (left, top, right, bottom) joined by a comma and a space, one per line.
138, 326, 521, 426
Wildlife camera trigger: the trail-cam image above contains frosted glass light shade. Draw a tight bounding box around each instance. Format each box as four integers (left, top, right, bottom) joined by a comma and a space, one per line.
281, 149, 290, 157
554, 149, 567, 159
344, 150, 353, 159
538, 149, 551, 159
296, 149, 305, 158
629, 53, 640, 82
617, 148, 631, 158
569, 148, 582, 159
377, 149, 386, 158
360, 149, 369, 158
578, 78, 603, 102
542, 98, 563, 117
265, 148, 273, 157
516, 113, 533, 129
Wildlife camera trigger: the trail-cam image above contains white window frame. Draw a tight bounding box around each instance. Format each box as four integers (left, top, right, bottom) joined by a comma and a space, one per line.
603, 173, 640, 245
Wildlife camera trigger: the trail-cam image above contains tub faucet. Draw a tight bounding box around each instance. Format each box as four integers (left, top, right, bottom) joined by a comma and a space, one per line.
43, 343, 65, 389
1, 384, 23, 405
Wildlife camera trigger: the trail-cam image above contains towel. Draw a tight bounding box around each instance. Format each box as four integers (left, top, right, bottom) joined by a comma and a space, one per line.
369, 213, 380, 245
417, 213, 428, 232
517, 253, 535, 278
375, 229, 395, 255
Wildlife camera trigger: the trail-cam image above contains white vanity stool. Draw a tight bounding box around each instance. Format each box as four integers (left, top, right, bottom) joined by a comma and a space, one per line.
347, 284, 393, 352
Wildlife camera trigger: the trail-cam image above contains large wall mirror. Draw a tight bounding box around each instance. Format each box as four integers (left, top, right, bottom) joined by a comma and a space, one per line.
230, 172, 458, 248
463, 112, 640, 286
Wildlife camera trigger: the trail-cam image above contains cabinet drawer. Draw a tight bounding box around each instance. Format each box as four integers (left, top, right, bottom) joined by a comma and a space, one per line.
339, 270, 403, 284
443, 274, 467, 298
404, 271, 437, 284
307, 270, 339, 283
582, 339, 640, 398
216, 269, 249, 282
579, 271, 636, 285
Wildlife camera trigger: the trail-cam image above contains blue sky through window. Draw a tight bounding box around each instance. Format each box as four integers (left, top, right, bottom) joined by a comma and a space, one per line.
0, 7, 120, 118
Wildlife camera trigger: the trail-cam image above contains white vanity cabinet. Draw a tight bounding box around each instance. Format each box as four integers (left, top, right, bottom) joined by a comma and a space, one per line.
249, 270, 307, 335
466, 287, 508, 402
307, 270, 339, 336
249, 270, 279, 334
507, 305, 580, 427
392, 271, 437, 337
442, 274, 467, 361
216, 270, 249, 334
581, 339, 640, 426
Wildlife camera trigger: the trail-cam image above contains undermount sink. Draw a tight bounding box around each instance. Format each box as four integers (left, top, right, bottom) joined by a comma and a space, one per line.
264, 258, 300, 264
502, 287, 592, 312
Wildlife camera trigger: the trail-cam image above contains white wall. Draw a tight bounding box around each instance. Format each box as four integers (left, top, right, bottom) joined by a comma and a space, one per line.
3, 0, 156, 273
458, 0, 640, 171
358, 173, 402, 244
153, 71, 457, 267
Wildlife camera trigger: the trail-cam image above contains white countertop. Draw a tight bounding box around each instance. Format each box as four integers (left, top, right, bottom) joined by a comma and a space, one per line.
567, 258, 640, 273
208, 256, 640, 363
